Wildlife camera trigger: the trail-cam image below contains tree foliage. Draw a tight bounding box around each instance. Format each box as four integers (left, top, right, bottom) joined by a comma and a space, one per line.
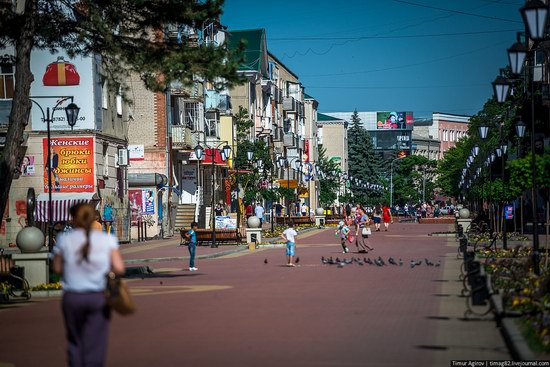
393, 154, 437, 204
346, 109, 383, 204
0, 0, 243, 224
317, 145, 340, 207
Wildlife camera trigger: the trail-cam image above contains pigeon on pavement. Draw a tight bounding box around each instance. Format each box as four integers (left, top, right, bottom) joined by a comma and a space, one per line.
378, 257, 386, 266
366, 258, 373, 265
435, 260, 441, 267
264, 258, 268, 264
295, 257, 300, 264
410, 260, 416, 269
399, 258, 403, 267
388, 257, 397, 265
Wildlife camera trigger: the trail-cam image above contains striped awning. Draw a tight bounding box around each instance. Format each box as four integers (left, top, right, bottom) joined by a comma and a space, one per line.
35, 193, 99, 222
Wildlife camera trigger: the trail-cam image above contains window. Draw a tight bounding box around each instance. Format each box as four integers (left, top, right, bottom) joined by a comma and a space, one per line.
102, 81, 108, 109
0, 64, 15, 100
116, 88, 122, 116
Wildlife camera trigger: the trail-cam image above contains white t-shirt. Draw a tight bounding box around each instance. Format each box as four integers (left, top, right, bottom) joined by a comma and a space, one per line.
255, 205, 265, 218
54, 228, 119, 292
283, 228, 298, 243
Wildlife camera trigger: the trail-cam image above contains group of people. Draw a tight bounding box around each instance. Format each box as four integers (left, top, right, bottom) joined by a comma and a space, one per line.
338, 203, 393, 254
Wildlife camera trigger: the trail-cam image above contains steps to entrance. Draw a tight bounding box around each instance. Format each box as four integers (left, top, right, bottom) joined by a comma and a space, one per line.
175, 204, 196, 230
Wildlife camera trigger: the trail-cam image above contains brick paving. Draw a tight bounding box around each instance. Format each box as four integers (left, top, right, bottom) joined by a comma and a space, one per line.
0, 222, 510, 367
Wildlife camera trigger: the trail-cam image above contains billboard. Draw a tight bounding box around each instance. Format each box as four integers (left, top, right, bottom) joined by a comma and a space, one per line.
376, 112, 413, 130
42, 137, 95, 192
31, 49, 95, 131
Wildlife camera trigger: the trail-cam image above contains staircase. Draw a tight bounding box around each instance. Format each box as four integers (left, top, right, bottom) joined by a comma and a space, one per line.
175, 204, 197, 230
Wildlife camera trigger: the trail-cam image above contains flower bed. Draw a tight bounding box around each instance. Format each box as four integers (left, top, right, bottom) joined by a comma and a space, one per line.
480, 246, 550, 357
263, 224, 319, 239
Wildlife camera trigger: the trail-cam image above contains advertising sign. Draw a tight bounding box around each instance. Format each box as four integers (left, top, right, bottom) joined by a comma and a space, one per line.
20, 155, 36, 176
42, 137, 95, 192
129, 189, 143, 225
304, 139, 309, 162
31, 49, 95, 131
505, 205, 514, 219
215, 216, 237, 229
128, 144, 145, 161
376, 112, 413, 130
142, 190, 155, 214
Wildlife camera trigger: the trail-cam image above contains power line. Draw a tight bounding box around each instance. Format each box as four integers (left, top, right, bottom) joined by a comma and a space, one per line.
392, 0, 522, 23
270, 29, 518, 41
300, 40, 510, 77
306, 84, 488, 90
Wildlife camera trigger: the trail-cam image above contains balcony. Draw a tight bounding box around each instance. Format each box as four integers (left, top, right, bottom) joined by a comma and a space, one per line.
171, 125, 196, 148
282, 96, 296, 111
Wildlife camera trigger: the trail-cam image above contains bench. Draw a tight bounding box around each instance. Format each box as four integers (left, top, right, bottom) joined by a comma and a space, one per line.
0, 254, 31, 302
275, 216, 312, 225
180, 228, 245, 246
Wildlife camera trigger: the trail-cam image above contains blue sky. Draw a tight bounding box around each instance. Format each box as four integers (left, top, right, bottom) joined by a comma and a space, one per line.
222, 0, 524, 118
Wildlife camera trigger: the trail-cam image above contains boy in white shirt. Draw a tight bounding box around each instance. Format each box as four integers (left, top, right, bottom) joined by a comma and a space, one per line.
281, 222, 298, 267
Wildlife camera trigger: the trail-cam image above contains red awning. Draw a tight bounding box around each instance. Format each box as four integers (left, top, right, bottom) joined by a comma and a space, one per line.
35, 193, 99, 222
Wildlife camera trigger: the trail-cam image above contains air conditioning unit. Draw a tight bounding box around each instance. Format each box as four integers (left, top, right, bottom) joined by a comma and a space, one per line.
118, 149, 129, 166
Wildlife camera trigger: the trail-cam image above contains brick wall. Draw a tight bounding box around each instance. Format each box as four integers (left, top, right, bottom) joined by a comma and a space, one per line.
154, 92, 166, 148
127, 73, 156, 147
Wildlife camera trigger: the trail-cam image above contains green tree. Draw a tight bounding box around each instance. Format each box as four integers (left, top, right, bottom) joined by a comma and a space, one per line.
234, 106, 272, 203
392, 155, 437, 204
0, 0, 243, 225
317, 145, 340, 207
347, 109, 382, 204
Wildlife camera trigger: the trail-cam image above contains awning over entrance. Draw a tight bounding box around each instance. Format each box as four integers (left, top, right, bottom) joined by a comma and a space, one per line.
276, 179, 298, 189
35, 192, 99, 222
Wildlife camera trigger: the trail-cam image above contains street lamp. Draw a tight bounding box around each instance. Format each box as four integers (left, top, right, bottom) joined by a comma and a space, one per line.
516, 120, 526, 138
390, 155, 405, 208
30, 97, 80, 251
492, 76, 511, 103
508, 41, 528, 75
193, 142, 231, 248
516, 1, 548, 274
479, 125, 489, 139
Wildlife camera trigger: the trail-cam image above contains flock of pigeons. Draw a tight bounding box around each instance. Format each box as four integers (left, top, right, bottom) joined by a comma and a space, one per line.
320, 256, 441, 268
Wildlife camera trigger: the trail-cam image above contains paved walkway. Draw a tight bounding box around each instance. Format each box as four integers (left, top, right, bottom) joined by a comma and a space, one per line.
0, 222, 510, 366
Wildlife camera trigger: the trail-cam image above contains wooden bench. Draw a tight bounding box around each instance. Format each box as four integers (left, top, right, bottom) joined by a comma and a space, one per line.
275, 216, 312, 225
180, 228, 245, 246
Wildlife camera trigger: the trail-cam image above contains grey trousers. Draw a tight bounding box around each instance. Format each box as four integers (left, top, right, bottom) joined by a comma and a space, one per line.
62, 291, 111, 367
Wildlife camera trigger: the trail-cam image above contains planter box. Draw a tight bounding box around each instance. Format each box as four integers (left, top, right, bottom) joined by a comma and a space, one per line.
501, 318, 537, 361
31, 290, 62, 298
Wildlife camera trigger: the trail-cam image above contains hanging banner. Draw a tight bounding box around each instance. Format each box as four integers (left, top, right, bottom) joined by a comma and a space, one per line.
42, 136, 95, 192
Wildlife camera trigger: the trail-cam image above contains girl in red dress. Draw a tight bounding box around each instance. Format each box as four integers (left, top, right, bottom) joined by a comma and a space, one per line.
382, 204, 393, 232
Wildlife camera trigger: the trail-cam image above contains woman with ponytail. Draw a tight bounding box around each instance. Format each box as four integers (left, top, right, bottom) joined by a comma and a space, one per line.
53, 203, 125, 367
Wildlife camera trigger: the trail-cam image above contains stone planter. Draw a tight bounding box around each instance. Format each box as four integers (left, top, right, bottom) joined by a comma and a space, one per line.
16, 227, 45, 253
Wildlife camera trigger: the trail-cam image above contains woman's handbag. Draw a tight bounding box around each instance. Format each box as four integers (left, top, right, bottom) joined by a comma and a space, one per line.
105, 272, 136, 315
362, 227, 372, 236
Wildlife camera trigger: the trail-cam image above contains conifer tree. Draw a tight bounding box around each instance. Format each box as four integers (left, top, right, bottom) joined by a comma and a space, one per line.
347, 109, 382, 204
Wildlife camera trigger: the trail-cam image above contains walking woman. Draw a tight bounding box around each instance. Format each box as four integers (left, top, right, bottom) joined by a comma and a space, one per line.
382, 203, 393, 232
356, 207, 374, 252
373, 204, 382, 232
53, 203, 125, 367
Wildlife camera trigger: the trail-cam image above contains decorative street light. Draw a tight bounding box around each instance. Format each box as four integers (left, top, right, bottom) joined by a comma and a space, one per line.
521, 0, 548, 41
479, 125, 489, 139
507, 41, 528, 75
30, 97, 80, 251
492, 76, 511, 103
193, 142, 231, 248
516, 120, 526, 138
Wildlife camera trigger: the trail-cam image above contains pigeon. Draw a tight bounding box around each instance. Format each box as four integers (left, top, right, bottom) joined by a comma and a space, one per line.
388, 257, 397, 265
357, 260, 364, 265
322, 257, 328, 265
410, 260, 416, 269
336, 257, 341, 263
399, 258, 403, 267
435, 260, 441, 267
415, 260, 422, 266
366, 258, 373, 265
375, 258, 383, 266
337, 262, 345, 268
378, 257, 386, 266
264, 258, 268, 264
295, 257, 300, 264
344, 258, 353, 264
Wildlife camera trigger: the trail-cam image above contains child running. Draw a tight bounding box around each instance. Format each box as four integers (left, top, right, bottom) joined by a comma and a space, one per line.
336, 220, 351, 254
281, 222, 298, 266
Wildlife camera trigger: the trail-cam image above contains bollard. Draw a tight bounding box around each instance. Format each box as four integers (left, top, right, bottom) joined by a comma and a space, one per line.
467, 261, 481, 286
137, 220, 142, 242
143, 221, 148, 241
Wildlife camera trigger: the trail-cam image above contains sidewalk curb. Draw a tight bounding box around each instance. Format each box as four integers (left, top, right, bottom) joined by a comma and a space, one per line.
124, 246, 249, 264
